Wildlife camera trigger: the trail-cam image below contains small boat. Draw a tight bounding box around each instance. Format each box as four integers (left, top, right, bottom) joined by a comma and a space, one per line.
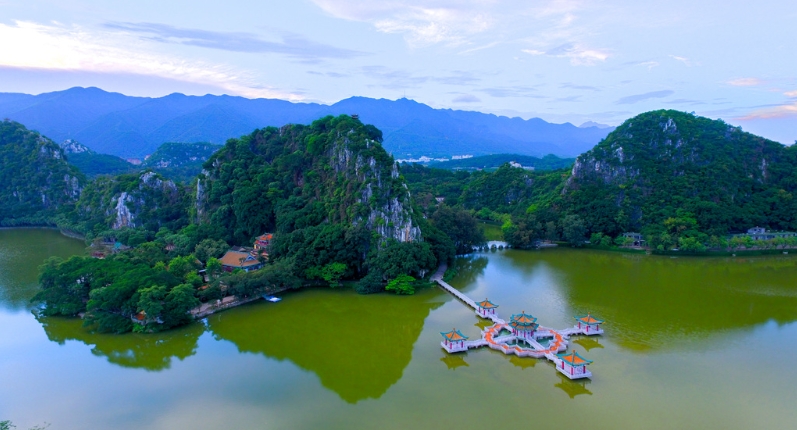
262, 295, 281, 302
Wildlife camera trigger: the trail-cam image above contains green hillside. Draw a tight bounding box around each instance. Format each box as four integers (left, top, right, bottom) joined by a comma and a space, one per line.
142, 142, 221, 182
0, 120, 84, 225
562, 110, 797, 237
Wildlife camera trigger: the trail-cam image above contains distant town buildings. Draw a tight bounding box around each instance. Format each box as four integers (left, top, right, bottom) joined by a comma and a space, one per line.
732, 227, 797, 241
509, 161, 535, 171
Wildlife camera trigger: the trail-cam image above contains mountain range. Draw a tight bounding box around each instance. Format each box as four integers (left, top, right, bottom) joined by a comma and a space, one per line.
0, 87, 612, 159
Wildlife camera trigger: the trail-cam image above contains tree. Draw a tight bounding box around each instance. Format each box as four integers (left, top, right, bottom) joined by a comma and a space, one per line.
137, 285, 167, 322
430, 205, 484, 254
561, 215, 587, 246
168, 255, 198, 280
385, 274, 417, 295
206, 257, 223, 278
194, 238, 229, 264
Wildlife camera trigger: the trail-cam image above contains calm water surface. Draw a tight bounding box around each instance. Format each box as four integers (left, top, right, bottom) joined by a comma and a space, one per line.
2, 229, 797, 429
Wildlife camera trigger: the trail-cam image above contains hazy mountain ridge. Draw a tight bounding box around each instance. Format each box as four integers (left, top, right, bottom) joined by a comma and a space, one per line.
0, 87, 612, 159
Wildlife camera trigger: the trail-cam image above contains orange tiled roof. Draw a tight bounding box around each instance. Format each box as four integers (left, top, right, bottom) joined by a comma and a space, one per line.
477, 298, 498, 309
441, 328, 468, 342
219, 250, 261, 268
510, 311, 538, 325
557, 350, 593, 366
575, 313, 604, 325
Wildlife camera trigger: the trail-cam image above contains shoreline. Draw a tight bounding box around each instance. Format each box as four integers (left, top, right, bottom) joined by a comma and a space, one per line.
0, 225, 86, 241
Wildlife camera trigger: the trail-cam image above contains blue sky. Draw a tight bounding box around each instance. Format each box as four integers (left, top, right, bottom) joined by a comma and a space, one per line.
1, 0, 795, 143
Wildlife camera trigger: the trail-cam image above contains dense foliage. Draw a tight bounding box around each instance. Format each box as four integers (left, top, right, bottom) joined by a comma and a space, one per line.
562, 110, 797, 241
141, 142, 221, 182
0, 120, 83, 225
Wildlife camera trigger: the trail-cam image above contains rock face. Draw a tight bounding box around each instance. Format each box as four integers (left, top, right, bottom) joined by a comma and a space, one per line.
330, 141, 421, 243
60, 139, 92, 154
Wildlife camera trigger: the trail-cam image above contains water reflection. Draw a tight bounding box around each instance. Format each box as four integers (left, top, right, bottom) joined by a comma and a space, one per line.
573, 337, 604, 352
554, 372, 593, 399
0, 229, 86, 311
450, 256, 489, 289
38, 315, 204, 370
207, 288, 440, 404
494, 249, 797, 350
440, 354, 469, 370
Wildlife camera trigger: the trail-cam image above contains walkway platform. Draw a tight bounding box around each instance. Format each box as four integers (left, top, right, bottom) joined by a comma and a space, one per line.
433, 269, 602, 380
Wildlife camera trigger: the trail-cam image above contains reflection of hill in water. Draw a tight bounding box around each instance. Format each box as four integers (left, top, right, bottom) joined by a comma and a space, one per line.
38, 315, 203, 370
207, 288, 439, 403
508, 250, 797, 350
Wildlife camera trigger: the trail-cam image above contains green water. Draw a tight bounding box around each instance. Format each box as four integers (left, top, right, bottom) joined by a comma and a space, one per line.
2, 230, 797, 429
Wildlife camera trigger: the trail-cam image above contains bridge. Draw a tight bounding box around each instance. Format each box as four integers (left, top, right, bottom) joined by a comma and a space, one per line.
432, 265, 602, 380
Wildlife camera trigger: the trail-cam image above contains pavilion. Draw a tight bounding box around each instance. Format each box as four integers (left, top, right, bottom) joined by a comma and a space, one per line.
440, 328, 469, 353
509, 311, 539, 338
476, 298, 499, 317
574, 313, 604, 335
556, 350, 593, 379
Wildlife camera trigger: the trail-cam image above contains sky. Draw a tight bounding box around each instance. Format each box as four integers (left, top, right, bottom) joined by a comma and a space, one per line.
0, 0, 795, 143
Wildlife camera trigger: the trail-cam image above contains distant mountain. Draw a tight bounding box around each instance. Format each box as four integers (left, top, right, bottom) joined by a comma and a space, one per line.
579, 121, 613, 129
60, 139, 136, 177
0, 87, 612, 158
427, 153, 574, 171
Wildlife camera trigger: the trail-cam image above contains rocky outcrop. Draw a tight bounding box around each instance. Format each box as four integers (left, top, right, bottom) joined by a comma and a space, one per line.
330, 141, 421, 242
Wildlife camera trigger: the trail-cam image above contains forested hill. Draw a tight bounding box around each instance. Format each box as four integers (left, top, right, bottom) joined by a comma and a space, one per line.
561, 110, 797, 237
197, 115, 439, 289
0, 87, 611, 158
0, 120, 83, 225
141, 142, 221, 182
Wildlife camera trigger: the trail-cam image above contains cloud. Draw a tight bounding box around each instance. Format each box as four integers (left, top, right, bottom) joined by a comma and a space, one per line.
665, 98, 706, 105
727, 77, 762, 87
616, 90, 674, 104
477, 85, 542, 98
560, 83, 600, 91
738, 102, 797, 120
452, 94, 481, 103
785, 90, 797, 98
104, 22, 365, 60
638, 61, 659, 70
312, 1, 497, 47
359, 65, 429, 89
669, 55, 691, 66
0, 20, 301, 100
554, 95, 582, 102
523, 43, 609, 66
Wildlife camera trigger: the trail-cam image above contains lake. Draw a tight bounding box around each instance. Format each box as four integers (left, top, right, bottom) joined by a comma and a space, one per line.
2, 229, 796, 429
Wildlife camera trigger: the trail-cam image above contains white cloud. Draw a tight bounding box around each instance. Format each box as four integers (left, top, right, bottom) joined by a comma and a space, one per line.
311, 0, 603, 56
669, 55, 691, 66
738, 102, 797, 120
785, 90, 797, 98
727, 77, 763, 87
524, 43, 609, 66
0, 20, 302, 100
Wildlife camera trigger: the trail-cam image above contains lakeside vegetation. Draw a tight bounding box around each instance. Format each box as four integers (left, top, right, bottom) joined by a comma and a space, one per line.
3, 109, 797, 333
